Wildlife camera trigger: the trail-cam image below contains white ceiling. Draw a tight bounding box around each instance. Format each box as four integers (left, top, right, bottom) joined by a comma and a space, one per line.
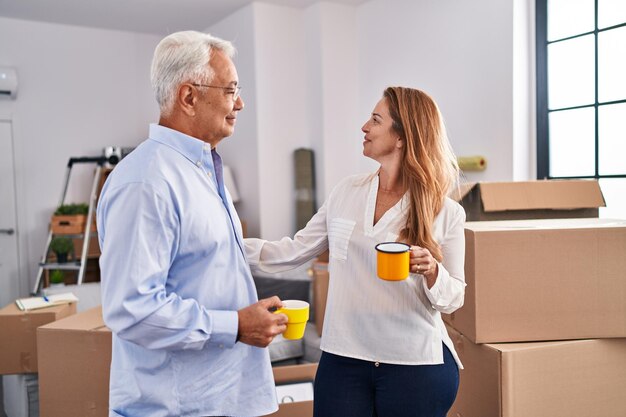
0, 0, 367, 35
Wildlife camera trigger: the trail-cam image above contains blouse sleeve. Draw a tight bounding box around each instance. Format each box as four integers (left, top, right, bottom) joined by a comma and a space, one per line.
245, 200, 329, 274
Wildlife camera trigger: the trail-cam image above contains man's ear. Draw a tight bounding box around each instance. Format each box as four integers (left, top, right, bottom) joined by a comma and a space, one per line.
178, 83, 197, 117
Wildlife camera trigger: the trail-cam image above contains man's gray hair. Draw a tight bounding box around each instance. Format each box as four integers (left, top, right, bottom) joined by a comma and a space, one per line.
151, 31, 235, 116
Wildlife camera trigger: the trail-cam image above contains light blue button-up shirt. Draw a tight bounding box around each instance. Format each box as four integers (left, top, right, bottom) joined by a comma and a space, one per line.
97, 124, 277, 417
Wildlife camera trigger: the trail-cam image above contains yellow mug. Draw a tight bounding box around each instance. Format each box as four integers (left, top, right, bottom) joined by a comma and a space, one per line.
274, 300, 310, 340
375, 242, 411, 281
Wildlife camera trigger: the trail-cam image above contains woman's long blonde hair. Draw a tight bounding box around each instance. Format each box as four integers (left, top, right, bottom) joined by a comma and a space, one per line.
384, 87, 459, 262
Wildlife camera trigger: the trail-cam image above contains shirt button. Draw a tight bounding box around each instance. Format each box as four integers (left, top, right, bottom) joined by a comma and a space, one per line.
374, 362, 380, 367
219, 344, 224, 349
196, 161, 202, 167
203, 144, 210, 151
208, 172, 212, 178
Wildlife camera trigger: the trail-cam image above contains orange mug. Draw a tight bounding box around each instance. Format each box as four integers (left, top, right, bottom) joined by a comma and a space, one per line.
375, 242, 411, 281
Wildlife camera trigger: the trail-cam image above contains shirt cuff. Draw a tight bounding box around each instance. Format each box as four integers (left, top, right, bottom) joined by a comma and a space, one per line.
244, 238, 264, 266
207, 310, 239, 349
421, 263, 443, 307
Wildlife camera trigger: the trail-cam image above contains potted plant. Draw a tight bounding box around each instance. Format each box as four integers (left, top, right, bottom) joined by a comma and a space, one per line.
54, 203, 89, 216
49, 269, 65, 286
50, 236, 73, 263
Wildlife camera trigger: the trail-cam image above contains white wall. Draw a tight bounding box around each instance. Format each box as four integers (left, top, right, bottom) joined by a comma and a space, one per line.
211, 3, 311, 240
208, 5, 263, 237
357, 0, 519, 183
214, 0, 533, 241
513, 0, 536, 180
305, 3, 368, 202
0, 17, 160, 293
213, 2, 369, 239
252, 3, 310, 241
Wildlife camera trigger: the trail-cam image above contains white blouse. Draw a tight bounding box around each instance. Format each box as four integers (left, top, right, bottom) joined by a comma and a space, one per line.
245, 173, 466, 367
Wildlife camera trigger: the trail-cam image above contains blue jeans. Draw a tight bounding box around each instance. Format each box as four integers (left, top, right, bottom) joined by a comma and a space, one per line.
313, 344, 459, 417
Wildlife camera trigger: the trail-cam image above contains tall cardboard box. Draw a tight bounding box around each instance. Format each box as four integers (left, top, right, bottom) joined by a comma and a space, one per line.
269, 363, 317, 417
447, 325, 626, 417
0, 302, 76, 374
445, 218, 626, 343
451, 180, 605, 221
37, 306, 111, 417
37, 306, 316, 417
311, 260, 329, 337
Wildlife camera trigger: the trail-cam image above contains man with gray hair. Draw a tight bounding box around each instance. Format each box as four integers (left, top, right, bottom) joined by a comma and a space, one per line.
97, 31, 287, 416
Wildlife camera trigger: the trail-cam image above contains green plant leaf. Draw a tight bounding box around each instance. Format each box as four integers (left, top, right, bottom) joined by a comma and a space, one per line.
49, 269, 65, 284
50, 236, 74, 254
54, 203, 89, 215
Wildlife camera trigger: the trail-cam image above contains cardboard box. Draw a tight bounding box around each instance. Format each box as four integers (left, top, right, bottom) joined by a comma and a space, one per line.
241, 219, 248, 238
0, 302, 76, 375
447, 325, 626, 417
316, 250, 329, 263
37, 306, 316, 417
71, 236, 101, 258
269, 363, 317, 417
451, 180, 605, 221
311, 260, 329, 337
445, 218, 626, 343
37, 306, 111, 417
50, 214, 97, 235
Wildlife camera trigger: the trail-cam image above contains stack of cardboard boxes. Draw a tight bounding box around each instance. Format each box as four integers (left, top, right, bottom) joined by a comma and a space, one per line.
446, 180, 626, 417
36, 307, 318, 417
0, 302, 76, 416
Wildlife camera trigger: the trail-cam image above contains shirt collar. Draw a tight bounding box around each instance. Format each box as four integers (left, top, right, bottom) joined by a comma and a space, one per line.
148, 123, 213, 167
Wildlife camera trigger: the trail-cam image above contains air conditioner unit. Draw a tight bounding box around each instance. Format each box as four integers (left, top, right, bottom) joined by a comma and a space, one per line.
0, 67, 18, 99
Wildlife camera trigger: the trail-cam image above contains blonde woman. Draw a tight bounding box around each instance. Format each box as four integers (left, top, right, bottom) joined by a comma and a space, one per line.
246, 87, 465, 417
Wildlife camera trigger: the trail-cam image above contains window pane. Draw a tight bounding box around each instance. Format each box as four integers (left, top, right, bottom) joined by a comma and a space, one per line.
598, 0, 626, 29
599, 178, 626, 220
598, 27, 626, 103
599, 103, 626, 175
549, 107, 595, 177
548, 0, 594, 41
548, 35, 595, 109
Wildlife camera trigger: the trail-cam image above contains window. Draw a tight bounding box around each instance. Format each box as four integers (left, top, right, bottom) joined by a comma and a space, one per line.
536, 0, 626, 218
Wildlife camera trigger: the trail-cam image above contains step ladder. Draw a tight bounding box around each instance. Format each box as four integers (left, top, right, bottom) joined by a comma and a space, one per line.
32, 156, 109, 295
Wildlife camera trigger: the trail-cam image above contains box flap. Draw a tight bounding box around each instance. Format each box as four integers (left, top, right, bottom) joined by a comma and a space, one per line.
485, 338, 593, 353
479, 180, 605, 212
38, 306, 107, 332
465, 217, 626, 232
273, 363, 317, 384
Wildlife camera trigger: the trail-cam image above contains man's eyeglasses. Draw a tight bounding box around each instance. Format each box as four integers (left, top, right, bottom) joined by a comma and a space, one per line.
191, 83, 242, 102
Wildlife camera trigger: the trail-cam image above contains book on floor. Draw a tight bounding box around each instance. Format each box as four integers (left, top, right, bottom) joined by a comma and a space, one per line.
15, 292, 79, 311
